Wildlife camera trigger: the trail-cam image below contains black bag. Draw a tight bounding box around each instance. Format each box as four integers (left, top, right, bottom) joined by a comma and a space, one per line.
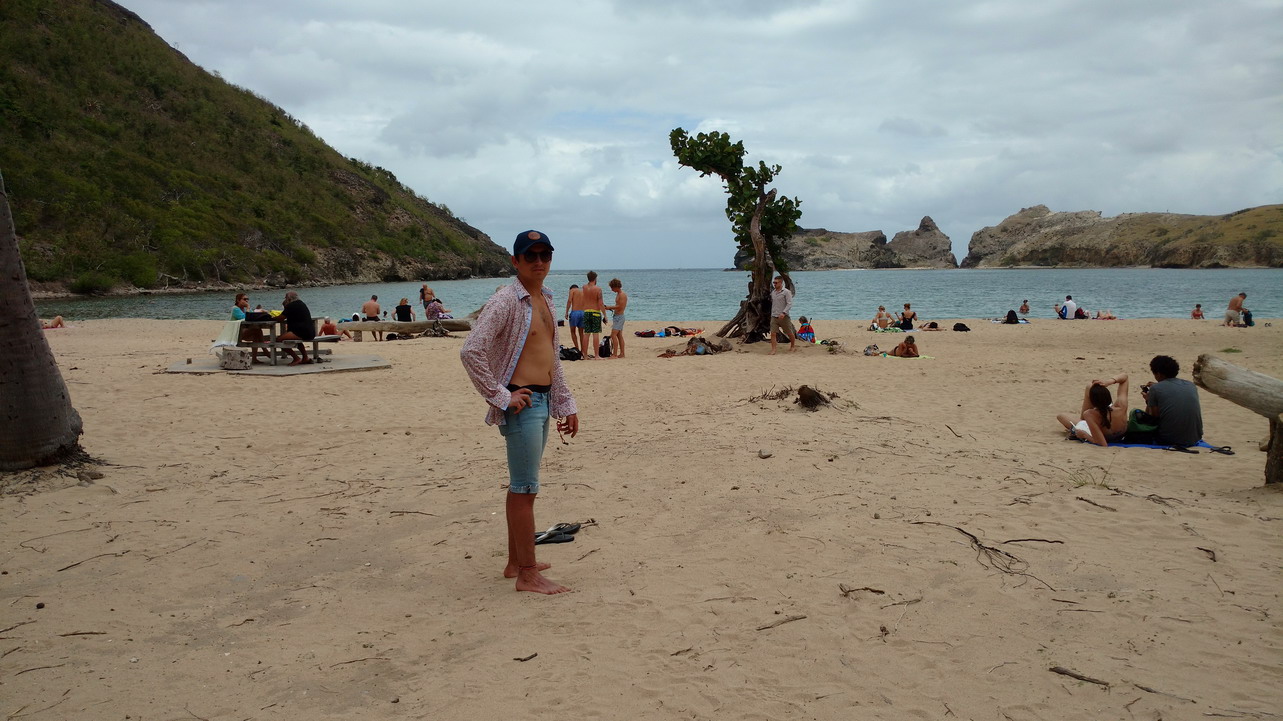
244, 311, 272, 322
599, 337, 612, 358
559, 346, 582, 361
952, 323, 971, 332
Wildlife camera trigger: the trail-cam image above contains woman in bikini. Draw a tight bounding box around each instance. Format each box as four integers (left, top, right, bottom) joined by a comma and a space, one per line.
1056, 373, 1129, 446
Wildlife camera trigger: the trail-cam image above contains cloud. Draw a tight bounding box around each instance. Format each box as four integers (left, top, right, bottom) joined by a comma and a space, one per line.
124, 0, 1283, 267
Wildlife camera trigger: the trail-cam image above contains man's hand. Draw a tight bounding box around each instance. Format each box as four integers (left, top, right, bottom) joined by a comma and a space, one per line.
557, 414, 579, 438
508, 388, 532, 413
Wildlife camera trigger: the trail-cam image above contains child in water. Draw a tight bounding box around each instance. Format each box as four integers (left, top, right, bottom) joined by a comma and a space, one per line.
796, 316, 816, 343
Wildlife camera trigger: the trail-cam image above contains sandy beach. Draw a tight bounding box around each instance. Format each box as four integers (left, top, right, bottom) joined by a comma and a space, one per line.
3, 317, 1281, 720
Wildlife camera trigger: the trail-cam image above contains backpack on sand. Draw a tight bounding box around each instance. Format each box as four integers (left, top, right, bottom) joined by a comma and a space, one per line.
599, 337, 612, 358
559, 346, 583, 361
952, 323, 971, 332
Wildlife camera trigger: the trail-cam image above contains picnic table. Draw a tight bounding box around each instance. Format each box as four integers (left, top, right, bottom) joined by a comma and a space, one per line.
238, 320, 336, 365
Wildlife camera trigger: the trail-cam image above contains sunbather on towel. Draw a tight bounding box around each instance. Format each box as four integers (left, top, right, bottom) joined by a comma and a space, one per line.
886, 336, 919, 358
1056, 373, 1129, 446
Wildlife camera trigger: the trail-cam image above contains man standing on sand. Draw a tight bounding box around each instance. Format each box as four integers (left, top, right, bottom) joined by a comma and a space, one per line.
1225, 293, 1248, 326
565, 283, 584, 355
581, 271, 606, 359
607, 278, 628, 359
461, 230, 579, 595
361, 295, 383, 341
768, 275, 797, 355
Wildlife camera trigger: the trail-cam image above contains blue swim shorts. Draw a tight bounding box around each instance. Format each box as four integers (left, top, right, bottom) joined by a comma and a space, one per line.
569, 310, 585, 328
498, 391, 550, 494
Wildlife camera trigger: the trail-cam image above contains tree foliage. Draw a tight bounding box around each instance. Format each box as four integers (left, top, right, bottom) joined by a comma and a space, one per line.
670, 128, 802, 339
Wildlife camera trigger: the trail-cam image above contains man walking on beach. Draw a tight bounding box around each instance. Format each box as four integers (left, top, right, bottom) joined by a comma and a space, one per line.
1225, 293, 1248, 326
461, 230, 579, 595
581, 271, 606, 359
565, 284, 584, 355
607, 278, 628, 359
362, 295, 383, 341
769, 275, 797, 355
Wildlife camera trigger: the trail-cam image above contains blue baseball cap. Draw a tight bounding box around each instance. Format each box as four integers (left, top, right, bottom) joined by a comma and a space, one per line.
513, 230, 554, 256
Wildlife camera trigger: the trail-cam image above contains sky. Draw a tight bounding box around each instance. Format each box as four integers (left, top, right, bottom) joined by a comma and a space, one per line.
121, 0, 1283, 269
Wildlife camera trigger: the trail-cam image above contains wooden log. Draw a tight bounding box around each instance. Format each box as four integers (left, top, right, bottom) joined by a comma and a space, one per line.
340, 319, 471, 334
1192, 354, 1283, 419
1193, 354, 1283, 485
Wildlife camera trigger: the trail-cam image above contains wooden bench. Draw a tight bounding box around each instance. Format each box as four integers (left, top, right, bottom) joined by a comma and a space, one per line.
239, 336, 340, 365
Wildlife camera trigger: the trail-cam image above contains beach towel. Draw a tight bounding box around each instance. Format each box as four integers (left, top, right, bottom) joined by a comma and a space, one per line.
209, 320, 243, 355
991, 318, 1030, 324
881, 354, 934, 359
1072, 439, 1229, 452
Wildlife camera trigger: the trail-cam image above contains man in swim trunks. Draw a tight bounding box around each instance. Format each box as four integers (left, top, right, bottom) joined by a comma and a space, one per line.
565, 283, 584, 355
361, 295, 383, 341
607, 278, 628, 359
581, 271, 606, 358
1225, 293, 1247, 326
460, 229, 579, 595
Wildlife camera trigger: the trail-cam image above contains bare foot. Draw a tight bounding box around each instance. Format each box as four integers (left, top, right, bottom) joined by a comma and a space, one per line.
504, 561, 550, 578
768, 350, 777, 355
516, 569, 570, 594
287, 358, 303, 366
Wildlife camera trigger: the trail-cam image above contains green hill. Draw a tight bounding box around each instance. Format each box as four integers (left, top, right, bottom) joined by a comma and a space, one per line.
0, 0, 511, 295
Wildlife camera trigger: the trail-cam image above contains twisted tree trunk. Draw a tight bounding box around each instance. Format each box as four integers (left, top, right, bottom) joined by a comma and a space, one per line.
716, 189, 794, 341
0, 171, 84, 470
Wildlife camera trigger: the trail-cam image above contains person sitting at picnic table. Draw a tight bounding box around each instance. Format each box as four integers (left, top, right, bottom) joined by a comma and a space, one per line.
887, 335, 919, 357
424, 296, 453, 320
395, 298, 416, 322
277, 291, 316, 366
232, 293, 267, 363
318, 317, 352, 341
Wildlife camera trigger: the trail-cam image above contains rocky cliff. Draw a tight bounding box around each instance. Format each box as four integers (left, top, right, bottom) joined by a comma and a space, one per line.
733, 216, 957, 270
961, 205, 1283, 268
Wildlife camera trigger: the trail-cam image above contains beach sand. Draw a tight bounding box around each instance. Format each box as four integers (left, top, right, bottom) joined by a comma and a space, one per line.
4, 317, 1281, 719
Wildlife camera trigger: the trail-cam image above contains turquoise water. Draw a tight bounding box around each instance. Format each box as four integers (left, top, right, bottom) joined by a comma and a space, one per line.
34, 268, 1281, 322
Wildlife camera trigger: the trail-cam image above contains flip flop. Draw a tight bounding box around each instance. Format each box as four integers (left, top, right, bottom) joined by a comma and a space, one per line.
1165, 446, 1199, 454
534, 523, 581, 541
1208, 446, 1235, 455
534, 532, 575, 545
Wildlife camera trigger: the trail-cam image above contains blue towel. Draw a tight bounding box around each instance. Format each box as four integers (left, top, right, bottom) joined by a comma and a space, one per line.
1091, 440, 1217, 450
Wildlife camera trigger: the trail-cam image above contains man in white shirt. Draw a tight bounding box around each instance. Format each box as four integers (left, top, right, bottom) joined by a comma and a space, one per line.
1062, 295, 1077, 320
768, 276, 797, 355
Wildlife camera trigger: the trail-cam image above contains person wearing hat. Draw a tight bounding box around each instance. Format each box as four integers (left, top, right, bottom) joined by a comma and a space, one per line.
460, 230, 580, 595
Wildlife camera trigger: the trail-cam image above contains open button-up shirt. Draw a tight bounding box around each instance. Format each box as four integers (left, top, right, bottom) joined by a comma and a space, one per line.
460, 280, 577, 426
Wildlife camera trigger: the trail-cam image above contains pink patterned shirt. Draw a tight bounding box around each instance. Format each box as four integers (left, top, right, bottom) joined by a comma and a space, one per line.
460, 280, 577, 426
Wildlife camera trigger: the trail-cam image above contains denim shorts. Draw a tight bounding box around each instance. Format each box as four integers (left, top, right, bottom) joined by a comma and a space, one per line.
498, 391, 550, 494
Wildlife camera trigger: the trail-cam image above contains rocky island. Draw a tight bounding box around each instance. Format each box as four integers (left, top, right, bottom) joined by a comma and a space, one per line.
734, 216, 958, 270
961, 204, 1283, 268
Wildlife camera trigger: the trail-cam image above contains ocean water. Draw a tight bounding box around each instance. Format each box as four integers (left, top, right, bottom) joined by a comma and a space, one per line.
34, 267, 1282, 322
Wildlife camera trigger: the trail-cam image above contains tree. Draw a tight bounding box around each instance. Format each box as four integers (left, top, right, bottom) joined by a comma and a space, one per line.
0, 170, 84, 470
670, 128, 802, 341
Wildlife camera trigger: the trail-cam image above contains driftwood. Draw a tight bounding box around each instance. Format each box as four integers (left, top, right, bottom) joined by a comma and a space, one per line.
342, 319, 471, 341
1193, 354, 1283, 485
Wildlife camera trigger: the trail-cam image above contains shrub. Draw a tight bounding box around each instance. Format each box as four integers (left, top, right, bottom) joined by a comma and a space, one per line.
69, 270, 116, 295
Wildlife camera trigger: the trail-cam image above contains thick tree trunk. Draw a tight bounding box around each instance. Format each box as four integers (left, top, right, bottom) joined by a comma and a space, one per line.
0, 171, 84, 470
1192, 353, 1283, 484
717, 188, 793, 342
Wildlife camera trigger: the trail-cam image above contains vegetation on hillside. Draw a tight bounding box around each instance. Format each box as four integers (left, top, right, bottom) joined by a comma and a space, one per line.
0, 0, 510, 294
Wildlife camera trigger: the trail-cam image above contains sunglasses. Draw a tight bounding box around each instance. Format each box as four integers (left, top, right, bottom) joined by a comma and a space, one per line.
521, 249, 553, 263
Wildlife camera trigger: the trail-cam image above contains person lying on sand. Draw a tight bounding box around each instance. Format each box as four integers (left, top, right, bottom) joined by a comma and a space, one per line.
1056, 373, 1129, 446
887, 336, 919, 357
41, 315, 66, 329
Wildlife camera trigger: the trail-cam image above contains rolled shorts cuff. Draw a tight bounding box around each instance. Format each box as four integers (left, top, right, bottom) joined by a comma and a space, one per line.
499, 391, 550, 494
